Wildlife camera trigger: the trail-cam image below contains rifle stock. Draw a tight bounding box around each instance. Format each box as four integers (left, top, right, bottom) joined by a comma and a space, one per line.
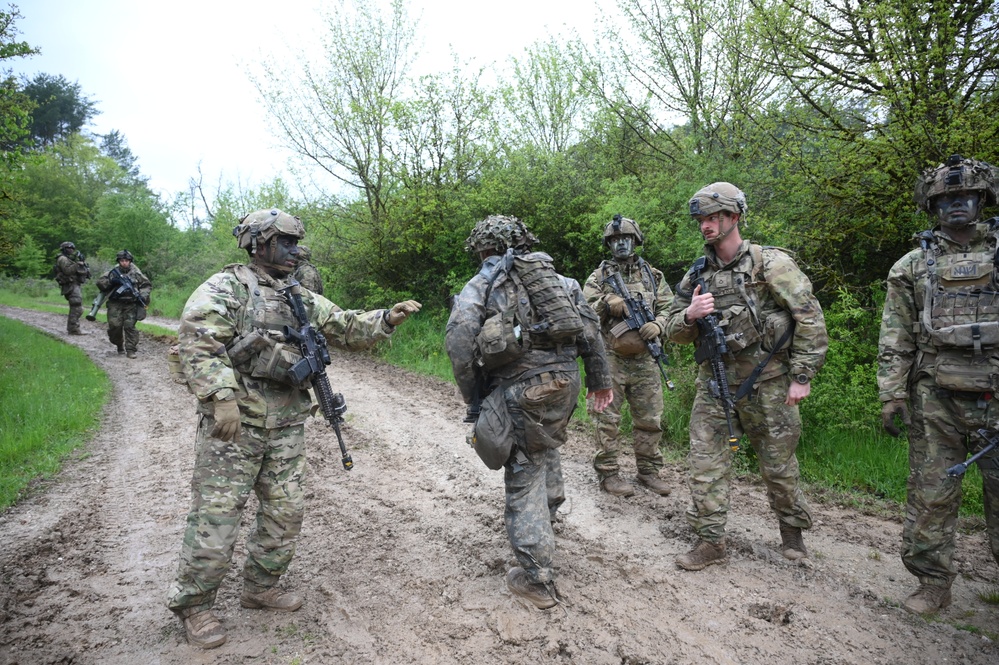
604, 271, 676, 390
946, 428, 999, 477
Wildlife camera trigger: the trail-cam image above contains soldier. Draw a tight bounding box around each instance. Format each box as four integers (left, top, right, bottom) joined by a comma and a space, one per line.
879, 154, 999, 615
54, 241, 90, 335
446, 215, 613, 609
292, 244, 324, 295
582, 215, 674, 497
96, 250, 151, 359
165, 208, 420, 648
665, 182, 827, 571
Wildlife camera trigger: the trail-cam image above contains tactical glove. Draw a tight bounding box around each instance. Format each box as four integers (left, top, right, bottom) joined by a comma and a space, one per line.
386, 300, 422, 326
211, 397, 241, 442
605, 294, 627, 318
881, 399, 910, 437
639, 321, 662, 341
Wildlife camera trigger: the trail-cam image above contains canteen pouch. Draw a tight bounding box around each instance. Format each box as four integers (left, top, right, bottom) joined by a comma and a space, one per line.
476, 309, 524, 370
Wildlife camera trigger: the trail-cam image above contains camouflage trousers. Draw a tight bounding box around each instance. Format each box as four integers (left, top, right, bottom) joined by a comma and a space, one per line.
503, 368, 579, 584
590, 354, 664, 477
61, 282, 82, 333
903, 378, 999, 586
166, 417, 307, 613
106, 300, 140, 352
686, 373, 811, 542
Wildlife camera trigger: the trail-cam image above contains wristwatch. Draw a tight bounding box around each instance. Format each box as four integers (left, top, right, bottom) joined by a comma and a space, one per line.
794, 373, 810, 385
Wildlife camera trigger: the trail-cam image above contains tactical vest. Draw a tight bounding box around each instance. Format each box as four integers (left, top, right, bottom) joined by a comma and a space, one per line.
600, 258, 660, 356
917, 225, 999, 392
223, 264, 308, 388
475, 250, 583, 370
682, 244, 794, 365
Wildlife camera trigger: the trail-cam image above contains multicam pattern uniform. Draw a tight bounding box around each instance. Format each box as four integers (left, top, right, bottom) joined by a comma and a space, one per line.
446, 252, 611, 584
166, 262, 392, 614
665, 240, 827, 542
582, 258, 673, 477
878, 223, 999, 586
96, 264, 152, 353
293, 260, 324, 295
55, 253, 89, 333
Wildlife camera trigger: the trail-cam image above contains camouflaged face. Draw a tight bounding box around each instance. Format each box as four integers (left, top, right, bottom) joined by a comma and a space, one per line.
464, 215, 538, 254
915, 155, 998, 212
602, 215, 644, 246
233, 209, 305, 251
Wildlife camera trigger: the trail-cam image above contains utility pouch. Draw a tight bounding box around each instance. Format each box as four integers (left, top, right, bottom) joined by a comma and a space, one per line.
472, 386, 515, 470
608, 320, 647, 356
476, 309, 524, 370
721, 305, 760, 353
135, 304, 147, 321
227, 331, 271, 369
933, 348, 997, 392
762, 310, 794, 353
249, 338, 308, 388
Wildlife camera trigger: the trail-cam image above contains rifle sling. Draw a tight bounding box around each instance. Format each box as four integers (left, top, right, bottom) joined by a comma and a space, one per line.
731, 323, 796, 402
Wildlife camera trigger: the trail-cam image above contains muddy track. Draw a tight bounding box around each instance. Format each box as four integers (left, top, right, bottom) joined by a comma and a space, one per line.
0, 305, 997, 664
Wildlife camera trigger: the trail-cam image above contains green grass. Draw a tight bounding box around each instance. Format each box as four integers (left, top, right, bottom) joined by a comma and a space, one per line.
0, 316, 112, 508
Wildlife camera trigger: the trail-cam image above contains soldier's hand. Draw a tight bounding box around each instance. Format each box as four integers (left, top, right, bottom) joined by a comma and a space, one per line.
605, 294, 627, 318
880, 399, 910, 437
588, 388, 614, 413
211, 398, 241, 442
387, 300, 422, 326
639, 321, 662, 341
684, 284, 715, 322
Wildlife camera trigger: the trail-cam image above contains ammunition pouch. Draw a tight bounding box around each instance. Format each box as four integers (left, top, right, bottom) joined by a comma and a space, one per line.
720, 304, 760, 354
933, 348, 999, 392
228, 331, 307, 388
762, 310, 794, 353
608, 319, 647, 356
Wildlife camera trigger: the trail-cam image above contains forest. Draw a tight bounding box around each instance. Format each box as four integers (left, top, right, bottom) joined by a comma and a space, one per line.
2, 0, 999, 496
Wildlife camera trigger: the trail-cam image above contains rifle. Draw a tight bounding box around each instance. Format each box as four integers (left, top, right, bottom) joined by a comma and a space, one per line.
946, 428, 999, 477
85, 290, 108, 321
279, 279, 353, 471
689, 262, 741, 451
109, 269, 146, 304
604, 271, 676, 391
74, 250, 91, 280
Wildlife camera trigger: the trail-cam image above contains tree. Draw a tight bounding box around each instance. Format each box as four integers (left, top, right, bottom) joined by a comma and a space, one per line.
99, 130, 145, 184
0, 5, 37, 161
22, 73, 97, 147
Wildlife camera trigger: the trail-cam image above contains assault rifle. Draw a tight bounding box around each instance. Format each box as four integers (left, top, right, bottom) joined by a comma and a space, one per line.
74, 250, 91, 280
946, 428, 999, 477
689, 260, 741, 451
109, 269, 146, 304
279, 280, 353, 471
604, 271, 676, 391
85, 290, 108, 321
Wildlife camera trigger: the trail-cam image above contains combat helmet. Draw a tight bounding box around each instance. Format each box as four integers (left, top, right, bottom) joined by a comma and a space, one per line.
116, 249, 133, 262
60, 241, 76, 252
465, 215, 538, 255
689, 182, 748, 217
603, 214, 644, 247
297, 244, 312, 262
914, 154, 998, 213
233, 208, 305, 255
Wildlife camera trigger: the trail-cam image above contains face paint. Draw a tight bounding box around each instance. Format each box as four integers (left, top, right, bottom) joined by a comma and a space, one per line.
255, 235, 300, 275
935, 192, 981, 228
610, 235, 635, 260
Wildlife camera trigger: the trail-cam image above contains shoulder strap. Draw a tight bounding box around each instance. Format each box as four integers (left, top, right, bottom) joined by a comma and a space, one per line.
228, 264, 267, 333
638, 257, 658, 292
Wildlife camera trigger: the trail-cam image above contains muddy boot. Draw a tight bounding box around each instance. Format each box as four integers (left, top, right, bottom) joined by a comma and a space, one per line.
779, 522, 808, 560
600, 474, 636, 497
903, 584, 952, 616
636, 472, 671, 496
176, 608, 226, 649
240, 586, 303, 612
126, 350, 137, 359
505, 567, 558, 610
676, 539, 727, 571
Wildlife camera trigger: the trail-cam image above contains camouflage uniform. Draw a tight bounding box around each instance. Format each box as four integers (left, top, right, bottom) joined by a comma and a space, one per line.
446, 245, 611, 586
878, 222, 999, 586
54, 244, 89, 333
665, 240, 827, 542
583, 258, 673, 477
166, 262, 394, 615
292, 245, 324, 295
96, 262, 151, 355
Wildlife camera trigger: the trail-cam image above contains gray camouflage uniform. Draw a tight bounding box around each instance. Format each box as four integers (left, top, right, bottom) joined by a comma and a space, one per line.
96, 263, 151, 354
878, 223, 999, 586
583, 258, 673, 476
665, 240, 827, 542
446, 252, 611, 585
166, 262, 394, 615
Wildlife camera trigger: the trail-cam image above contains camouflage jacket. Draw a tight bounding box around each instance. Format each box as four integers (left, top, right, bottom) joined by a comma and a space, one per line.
582, 257, 673, 357
445, 253, 612, 403
877, 223, 999, 401
97, 264, 152, 302
293, 260, 324, 295
179, 263, 392, 429
665, 240, 827, 384
55, 254, 89, 287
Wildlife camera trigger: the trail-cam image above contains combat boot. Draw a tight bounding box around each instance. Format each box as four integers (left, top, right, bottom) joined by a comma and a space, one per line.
126, 350, 137, 359
600, 474, 636, 497
676, 539, 727, 571
636, 472, 671, 496
240, 586, 304, 612
116, 344, 125, 355
779, 522, 808, 560
176, 608, 226, 649
902, 584, 952, 616
505, 567, 558, 610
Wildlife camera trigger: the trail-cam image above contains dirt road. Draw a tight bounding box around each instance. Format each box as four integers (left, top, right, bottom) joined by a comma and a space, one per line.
0, 305, 996, 664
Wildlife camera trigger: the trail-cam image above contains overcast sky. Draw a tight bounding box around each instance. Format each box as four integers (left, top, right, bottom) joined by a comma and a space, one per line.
11, 0, 602, 201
